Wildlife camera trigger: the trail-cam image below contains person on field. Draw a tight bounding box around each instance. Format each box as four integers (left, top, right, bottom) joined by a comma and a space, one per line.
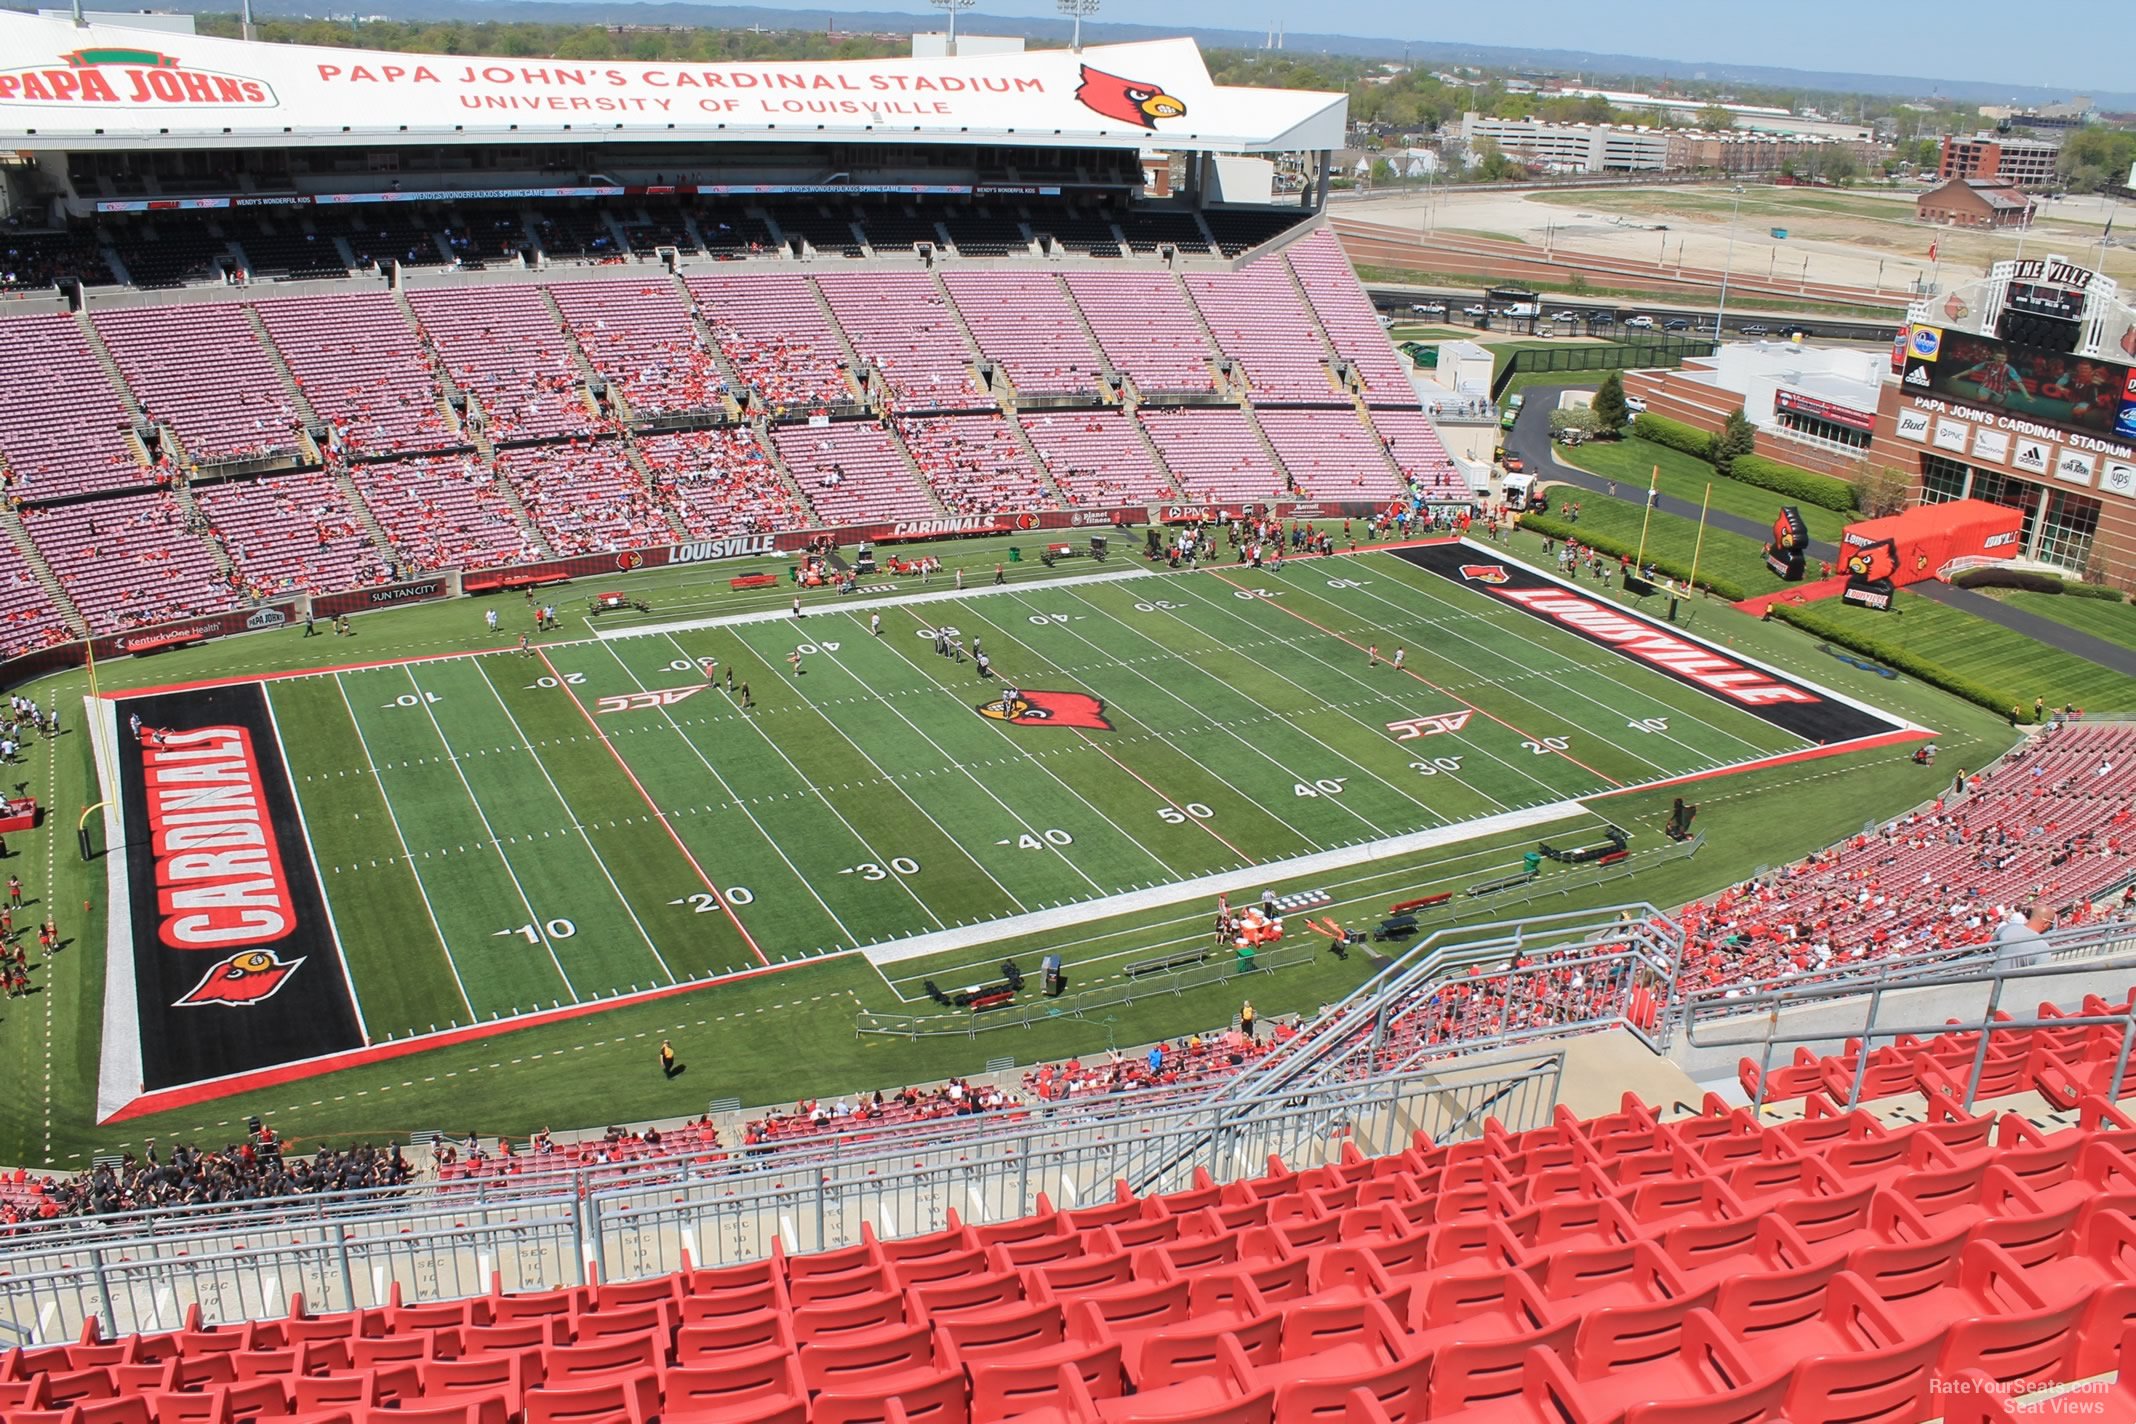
659, 1040, 679, 1078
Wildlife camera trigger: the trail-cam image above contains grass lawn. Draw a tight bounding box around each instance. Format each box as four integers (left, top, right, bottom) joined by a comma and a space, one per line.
1560, 436, 1852, 545
1988, 590, 2136, 647
1524, 492, 1788, 599
1388, 325, 1473, 342
1786, 594, 2136, 718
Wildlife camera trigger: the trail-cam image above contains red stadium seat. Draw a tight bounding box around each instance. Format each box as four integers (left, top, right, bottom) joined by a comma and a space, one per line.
522, 1370, 659, 1424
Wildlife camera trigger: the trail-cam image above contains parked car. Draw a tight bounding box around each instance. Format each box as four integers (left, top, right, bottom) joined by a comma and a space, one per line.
1780, 323, 1814, 339
1501, 453, 1526, 473
1553, 310, 1580, 323
1412, 302, 1447, 316
1663, 318, 1691, 332
1624, 395, 1649, 415
1741, 324, 1770, 337
1624, 314, 1656, 329
1463, 304, 1488, 318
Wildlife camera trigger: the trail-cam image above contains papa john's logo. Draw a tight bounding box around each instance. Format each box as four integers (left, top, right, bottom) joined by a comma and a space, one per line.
0, 48, 278, 109
977, 690, 1113, 730
1458, 564, 1512, 585
1074, 65, 1186, 129
176, 949, 304, 1008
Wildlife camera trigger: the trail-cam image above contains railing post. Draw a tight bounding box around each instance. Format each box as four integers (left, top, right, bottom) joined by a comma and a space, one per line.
578, 1192, 597, 1287
1754, 1009, 1780, 1111
89, 1244, 118, 1339
1963, 974, 2009, 1113
1845, 987, 1883, 1110
2112, 1015, 2135, 1104
336, 1231, 355, 1312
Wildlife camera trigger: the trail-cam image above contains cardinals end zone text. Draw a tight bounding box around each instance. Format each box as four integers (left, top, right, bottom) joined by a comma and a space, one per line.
110, 682, 365, 1096
141, 726, 295, 953
1398, 543, 1901, 745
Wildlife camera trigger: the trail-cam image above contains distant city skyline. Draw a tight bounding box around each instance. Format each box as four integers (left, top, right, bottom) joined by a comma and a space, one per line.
645, 0, 2124, 96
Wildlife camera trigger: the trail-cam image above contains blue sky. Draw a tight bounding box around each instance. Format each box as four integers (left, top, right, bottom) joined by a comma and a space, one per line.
769, 0, 2127, 94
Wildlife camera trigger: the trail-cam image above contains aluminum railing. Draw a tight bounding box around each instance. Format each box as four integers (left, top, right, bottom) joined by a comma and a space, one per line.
0, 1054, 1561, 1345
1682, 926, 2136, 1114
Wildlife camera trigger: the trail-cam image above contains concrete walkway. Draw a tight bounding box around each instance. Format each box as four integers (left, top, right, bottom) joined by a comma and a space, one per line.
1503, 385, 2136, 681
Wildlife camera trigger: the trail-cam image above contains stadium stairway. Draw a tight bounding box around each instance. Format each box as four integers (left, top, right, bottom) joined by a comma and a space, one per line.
1123, 410, 1187, 501
168, 479, 239, 585
1166, 269, 1238, 400
0, 504, 85, 640
1242, 409, 1298, 494
1002, 416, 1074, 510
240, 306, 323, 430
668, 275, 751, 412
70, 309, 147, 428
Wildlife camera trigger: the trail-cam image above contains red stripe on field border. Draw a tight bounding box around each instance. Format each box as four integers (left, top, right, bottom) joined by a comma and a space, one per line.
100, 956, 815, 1123
1592, 727, 1934, 800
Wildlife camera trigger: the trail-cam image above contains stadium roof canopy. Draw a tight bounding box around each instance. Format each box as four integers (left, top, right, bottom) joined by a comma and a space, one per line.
0, 13, 1347, 154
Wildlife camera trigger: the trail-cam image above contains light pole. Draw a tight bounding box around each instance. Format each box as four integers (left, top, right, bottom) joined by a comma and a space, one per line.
1713, 184, 1744, 340
1057, 0, 1100, 52
930, 0, 976, 54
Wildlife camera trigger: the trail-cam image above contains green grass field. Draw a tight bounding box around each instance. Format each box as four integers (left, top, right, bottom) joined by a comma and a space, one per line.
1559, 437, 1851, 546
0, 525, 2059, 1167
1988, 589, 2136, 647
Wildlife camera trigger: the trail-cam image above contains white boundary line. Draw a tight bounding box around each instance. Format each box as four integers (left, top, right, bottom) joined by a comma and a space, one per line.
330, 673, 479, 1023
262, 687, 371, 1046
603, 563, 1158, 643
91, 695, 143, 1126
858, 798, 1589, 966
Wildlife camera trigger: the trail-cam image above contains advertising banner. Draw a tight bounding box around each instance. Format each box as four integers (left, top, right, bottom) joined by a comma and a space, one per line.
1774, 388, 1876, 435
1837, 498, 2024, 589
1902, 325, 2136, 441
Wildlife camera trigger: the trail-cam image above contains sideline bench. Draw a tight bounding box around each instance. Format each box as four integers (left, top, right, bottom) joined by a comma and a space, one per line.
730, 573, 779, 591
1126, 948, 1210, 978
1388, 892, 1452, 914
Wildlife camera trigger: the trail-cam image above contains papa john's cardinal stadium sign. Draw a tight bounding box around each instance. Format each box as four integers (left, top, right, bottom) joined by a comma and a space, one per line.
0, 14, 1345, 154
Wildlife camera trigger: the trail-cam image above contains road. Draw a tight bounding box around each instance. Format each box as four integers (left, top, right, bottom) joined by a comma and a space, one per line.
1501, 383, 2136, 681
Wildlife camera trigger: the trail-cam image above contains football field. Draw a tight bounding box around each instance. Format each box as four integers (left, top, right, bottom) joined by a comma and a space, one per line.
96, 541, 1910, 1117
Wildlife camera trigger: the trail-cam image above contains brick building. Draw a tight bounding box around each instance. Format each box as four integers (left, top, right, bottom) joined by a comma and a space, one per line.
1939, 132, 2062, 188
1917, 177, 2037, 228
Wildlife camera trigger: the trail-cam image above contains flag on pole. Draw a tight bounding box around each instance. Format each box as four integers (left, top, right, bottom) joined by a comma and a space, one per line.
1928, 239, 1939, 261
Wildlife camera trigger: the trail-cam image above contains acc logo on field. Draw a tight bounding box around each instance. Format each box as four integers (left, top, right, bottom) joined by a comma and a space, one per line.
1908, 326, 1943, 362
1457, 564, 1511, 585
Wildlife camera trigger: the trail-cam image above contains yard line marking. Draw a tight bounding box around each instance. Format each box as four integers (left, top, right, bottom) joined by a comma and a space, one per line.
998, 589, 1363, 848
651, 633, 945, 931
765, 642, 1048, 910
264, 683, 371, 1045
1344, 554, 1778, 765
395, 666, 581, 1003
473, 658, 677, 986
1060, 584, 1463, 823
859, 613, 1177, 878
1201, 567, 1627, 788
1158, 576, 1551, 808
330, 673, 478, 1024
590, 638, 855, 947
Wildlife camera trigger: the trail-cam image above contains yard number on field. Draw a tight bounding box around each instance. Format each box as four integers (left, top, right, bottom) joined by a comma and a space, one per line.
843, 857, 920, 880
672, 888, 755, 912
1157, 802, 1214, 824
1521, 736, 1573, 755
385, 691, 443, 708
1626, 717, 1670, 734
997, 829, 1074, 849
1409, 756, 1465, 776
1294, 778, 1347, 797
497, 919, 576, 943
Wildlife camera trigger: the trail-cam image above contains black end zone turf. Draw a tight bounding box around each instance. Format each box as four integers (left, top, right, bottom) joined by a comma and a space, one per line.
1395, 544, 1901, 745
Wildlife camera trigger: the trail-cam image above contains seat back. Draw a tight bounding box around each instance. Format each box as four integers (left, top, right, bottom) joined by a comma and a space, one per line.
1783, 1331, 1944, 1424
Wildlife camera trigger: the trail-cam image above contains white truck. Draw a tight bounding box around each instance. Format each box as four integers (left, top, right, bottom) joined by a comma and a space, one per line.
1502, 472, 1546, 513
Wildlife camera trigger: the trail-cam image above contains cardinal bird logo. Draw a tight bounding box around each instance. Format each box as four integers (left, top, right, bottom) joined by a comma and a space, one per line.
176, 949, 304, 1008
1458, 565, 1512, 585
978, 690, 1113, 730
1845, 538, 1901, 583
1074, 65, 1187, 129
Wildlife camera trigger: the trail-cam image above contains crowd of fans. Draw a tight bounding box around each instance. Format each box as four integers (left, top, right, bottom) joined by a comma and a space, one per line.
3, 1134, 412, 1223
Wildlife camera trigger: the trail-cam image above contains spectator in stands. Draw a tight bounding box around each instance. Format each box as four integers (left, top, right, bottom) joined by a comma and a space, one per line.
1992, 903, 2055, 971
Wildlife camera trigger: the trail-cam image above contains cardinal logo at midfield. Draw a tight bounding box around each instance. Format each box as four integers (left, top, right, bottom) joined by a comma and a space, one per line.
1074, 65, 1187, 129
978, 689, 1113, 730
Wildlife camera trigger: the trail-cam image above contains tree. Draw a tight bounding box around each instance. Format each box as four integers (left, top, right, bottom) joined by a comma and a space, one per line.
1813, 147, 1861, 185
1711, 408, 1757, 474
1549, 406, 1601, 437
1591, 372, 1630, 432
1696, 104, 1735, 131
1855, 464, 1911, 517
1370, 159, 1398, 188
